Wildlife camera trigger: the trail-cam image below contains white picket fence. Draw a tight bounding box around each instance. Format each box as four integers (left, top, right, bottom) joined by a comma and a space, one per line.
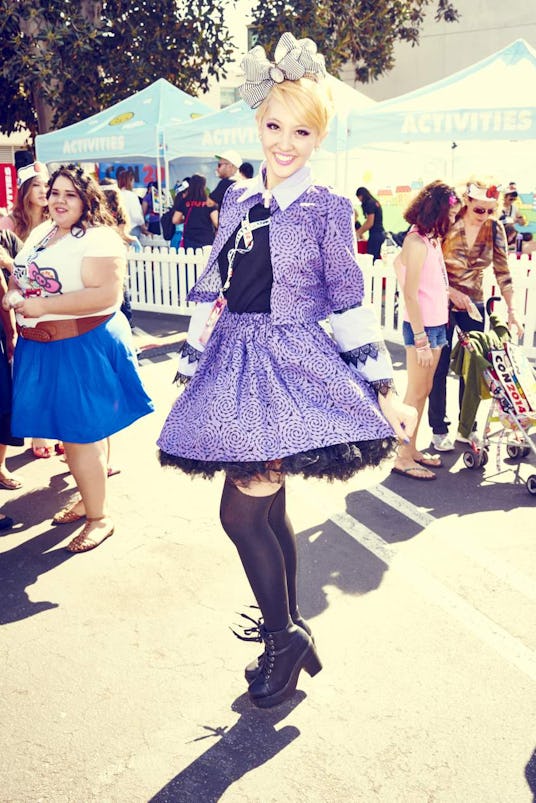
127, 247, 536, 358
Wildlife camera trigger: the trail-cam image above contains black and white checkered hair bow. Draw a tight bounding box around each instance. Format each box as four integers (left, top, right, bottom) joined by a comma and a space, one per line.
239, 32, 327, 109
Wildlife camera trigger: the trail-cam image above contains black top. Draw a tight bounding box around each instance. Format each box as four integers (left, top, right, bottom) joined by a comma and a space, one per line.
209, 178, 234, 208
173, 198, 215, 246
362, 198, 384, 233
218, 204, 272, 313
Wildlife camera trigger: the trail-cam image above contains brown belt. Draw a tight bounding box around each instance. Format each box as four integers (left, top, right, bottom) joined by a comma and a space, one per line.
17, 314, 113, 343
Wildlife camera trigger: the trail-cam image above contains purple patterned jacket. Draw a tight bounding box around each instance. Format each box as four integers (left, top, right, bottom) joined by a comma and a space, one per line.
188, 181, 364, 324
181, 168, 394, 391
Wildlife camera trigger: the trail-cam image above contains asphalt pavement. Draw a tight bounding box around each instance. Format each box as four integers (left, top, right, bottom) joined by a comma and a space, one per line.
1, 312, 535, 803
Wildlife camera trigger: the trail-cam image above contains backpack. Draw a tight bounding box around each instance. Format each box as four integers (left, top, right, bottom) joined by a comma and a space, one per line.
160, 208, 175, 241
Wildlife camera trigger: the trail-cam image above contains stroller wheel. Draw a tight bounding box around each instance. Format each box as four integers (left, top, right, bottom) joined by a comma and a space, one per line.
478, 449, 489, 467
506, 443, 522, 460
526, 475, 536, 496
463, 451, 477, 470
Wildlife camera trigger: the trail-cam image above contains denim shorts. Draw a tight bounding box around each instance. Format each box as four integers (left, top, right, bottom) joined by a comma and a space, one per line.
402, 321, 448, 348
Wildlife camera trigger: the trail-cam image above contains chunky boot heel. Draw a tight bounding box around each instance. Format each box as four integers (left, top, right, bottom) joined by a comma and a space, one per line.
243, 611, 314, 684
248, 624, 322, 709
302, 646, 322, 677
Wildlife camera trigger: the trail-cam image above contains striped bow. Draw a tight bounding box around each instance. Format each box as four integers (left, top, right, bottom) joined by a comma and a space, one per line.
239, 32, 327, 109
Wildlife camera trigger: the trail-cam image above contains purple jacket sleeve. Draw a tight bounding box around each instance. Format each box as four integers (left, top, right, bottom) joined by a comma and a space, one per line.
321, 194, 364, 311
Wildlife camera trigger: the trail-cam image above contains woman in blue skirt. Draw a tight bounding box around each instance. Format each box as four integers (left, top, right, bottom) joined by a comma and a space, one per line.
158, 33, 416, 708
3, 165, 154, 552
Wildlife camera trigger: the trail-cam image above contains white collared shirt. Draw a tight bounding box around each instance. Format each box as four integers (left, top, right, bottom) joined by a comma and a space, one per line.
237, 164, 314, 211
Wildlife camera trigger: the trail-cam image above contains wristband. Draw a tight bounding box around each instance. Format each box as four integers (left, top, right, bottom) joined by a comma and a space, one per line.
413, 330, 425, 338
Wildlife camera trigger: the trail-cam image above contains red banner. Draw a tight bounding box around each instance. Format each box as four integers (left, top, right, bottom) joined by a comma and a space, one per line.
0, 164, 17, 209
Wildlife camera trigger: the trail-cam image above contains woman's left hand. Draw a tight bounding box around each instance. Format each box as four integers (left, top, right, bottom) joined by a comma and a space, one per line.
507, 309, 524, 340
378, 389, 418, 443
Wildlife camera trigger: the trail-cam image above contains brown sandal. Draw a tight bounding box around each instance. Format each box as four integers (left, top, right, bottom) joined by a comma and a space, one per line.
66, 516, 114, 553
52, 499, 85, 525
0, 472, 23, 491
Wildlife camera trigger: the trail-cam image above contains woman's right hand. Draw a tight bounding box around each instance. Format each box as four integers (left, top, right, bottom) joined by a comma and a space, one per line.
448, 287, 473, 312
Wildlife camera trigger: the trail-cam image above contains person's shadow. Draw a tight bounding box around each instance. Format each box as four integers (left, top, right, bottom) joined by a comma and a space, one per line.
295, 517, 389, 619
0, 483, 79, 624
526, 747, 536, 802
148, 691, 305, 802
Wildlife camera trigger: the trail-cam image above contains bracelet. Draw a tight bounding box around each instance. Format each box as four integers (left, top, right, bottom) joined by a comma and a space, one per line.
414, 337, 429, 345
413, 330, 425, 338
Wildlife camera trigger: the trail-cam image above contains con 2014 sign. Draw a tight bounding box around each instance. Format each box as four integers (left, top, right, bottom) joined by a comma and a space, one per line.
401, 109, 534, 138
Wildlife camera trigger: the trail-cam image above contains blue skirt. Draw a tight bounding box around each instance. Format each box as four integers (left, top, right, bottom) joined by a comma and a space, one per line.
12, 312, 154, 443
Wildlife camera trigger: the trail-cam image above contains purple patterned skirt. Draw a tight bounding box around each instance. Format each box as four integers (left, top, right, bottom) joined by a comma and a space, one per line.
158, 310, 396, 482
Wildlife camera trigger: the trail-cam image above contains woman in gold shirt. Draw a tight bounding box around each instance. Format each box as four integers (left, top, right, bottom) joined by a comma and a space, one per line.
428, 179, 523, 451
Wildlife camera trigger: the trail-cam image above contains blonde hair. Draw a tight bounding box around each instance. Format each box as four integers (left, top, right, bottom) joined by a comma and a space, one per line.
11, 178, 48, 241
255, 77, 333, 137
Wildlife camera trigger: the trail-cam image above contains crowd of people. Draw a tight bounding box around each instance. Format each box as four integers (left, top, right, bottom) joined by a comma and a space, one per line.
0, 30, 529, 709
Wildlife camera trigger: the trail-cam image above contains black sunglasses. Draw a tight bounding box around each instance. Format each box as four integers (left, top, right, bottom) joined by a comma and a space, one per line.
468, 199, 495, 215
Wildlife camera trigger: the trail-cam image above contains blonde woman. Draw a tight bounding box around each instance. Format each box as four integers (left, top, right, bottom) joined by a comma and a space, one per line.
158, 33, 415, 708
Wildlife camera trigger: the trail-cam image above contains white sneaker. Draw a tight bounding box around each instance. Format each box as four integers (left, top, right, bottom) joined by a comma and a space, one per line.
455, 431, 474, 444
431, 433, 455, 452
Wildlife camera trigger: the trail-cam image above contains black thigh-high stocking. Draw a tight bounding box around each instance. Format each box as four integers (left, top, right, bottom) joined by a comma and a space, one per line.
220, 478, 291, 632
267, 484, 299, 621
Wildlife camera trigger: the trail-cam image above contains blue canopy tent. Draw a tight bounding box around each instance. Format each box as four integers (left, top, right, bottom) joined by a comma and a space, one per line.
35, 78, 214, 193
339, 39, 536, 194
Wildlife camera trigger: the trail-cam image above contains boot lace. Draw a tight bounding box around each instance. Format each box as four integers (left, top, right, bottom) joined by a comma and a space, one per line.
229, 606, 265, 642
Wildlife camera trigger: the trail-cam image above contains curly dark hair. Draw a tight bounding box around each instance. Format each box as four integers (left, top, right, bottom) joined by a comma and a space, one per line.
46, 164, 116, 232
403, 180, 460, 239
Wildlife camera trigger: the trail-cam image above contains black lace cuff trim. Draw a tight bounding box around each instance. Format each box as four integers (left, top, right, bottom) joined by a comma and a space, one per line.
172, 341, 202, 385
333, 303, 360, 315
340, 341, 385, 366
180, 341, 203, 364
172, 372, 191, 386
370, 378, 395, 397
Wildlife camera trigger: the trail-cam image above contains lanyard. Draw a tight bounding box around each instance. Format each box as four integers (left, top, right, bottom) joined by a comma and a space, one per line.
220, 209, 270, 296
27, 225, 61, 263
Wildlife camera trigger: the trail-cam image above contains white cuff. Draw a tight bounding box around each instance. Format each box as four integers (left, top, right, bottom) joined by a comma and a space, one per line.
174, 301, 213, 382
329, 305, 394, 386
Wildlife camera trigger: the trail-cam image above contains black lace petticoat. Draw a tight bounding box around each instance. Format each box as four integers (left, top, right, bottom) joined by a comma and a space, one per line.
159, 437, 397, 483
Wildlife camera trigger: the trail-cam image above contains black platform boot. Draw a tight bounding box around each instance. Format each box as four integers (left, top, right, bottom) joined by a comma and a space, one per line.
248, 624, 322, 709
244, 613, 314, 683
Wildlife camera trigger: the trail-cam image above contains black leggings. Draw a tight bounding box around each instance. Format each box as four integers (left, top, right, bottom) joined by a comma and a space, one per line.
428, 304, 485, 434
219, 479, 299, 632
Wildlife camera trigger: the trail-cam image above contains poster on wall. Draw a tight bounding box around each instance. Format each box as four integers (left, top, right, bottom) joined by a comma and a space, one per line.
0, 164, 17, 210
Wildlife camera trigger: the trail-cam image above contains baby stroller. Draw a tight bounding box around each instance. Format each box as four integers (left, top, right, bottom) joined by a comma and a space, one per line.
452, 299, 536, 495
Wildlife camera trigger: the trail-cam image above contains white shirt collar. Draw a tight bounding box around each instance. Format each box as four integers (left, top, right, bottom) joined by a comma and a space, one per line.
237, 164, 313, 211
